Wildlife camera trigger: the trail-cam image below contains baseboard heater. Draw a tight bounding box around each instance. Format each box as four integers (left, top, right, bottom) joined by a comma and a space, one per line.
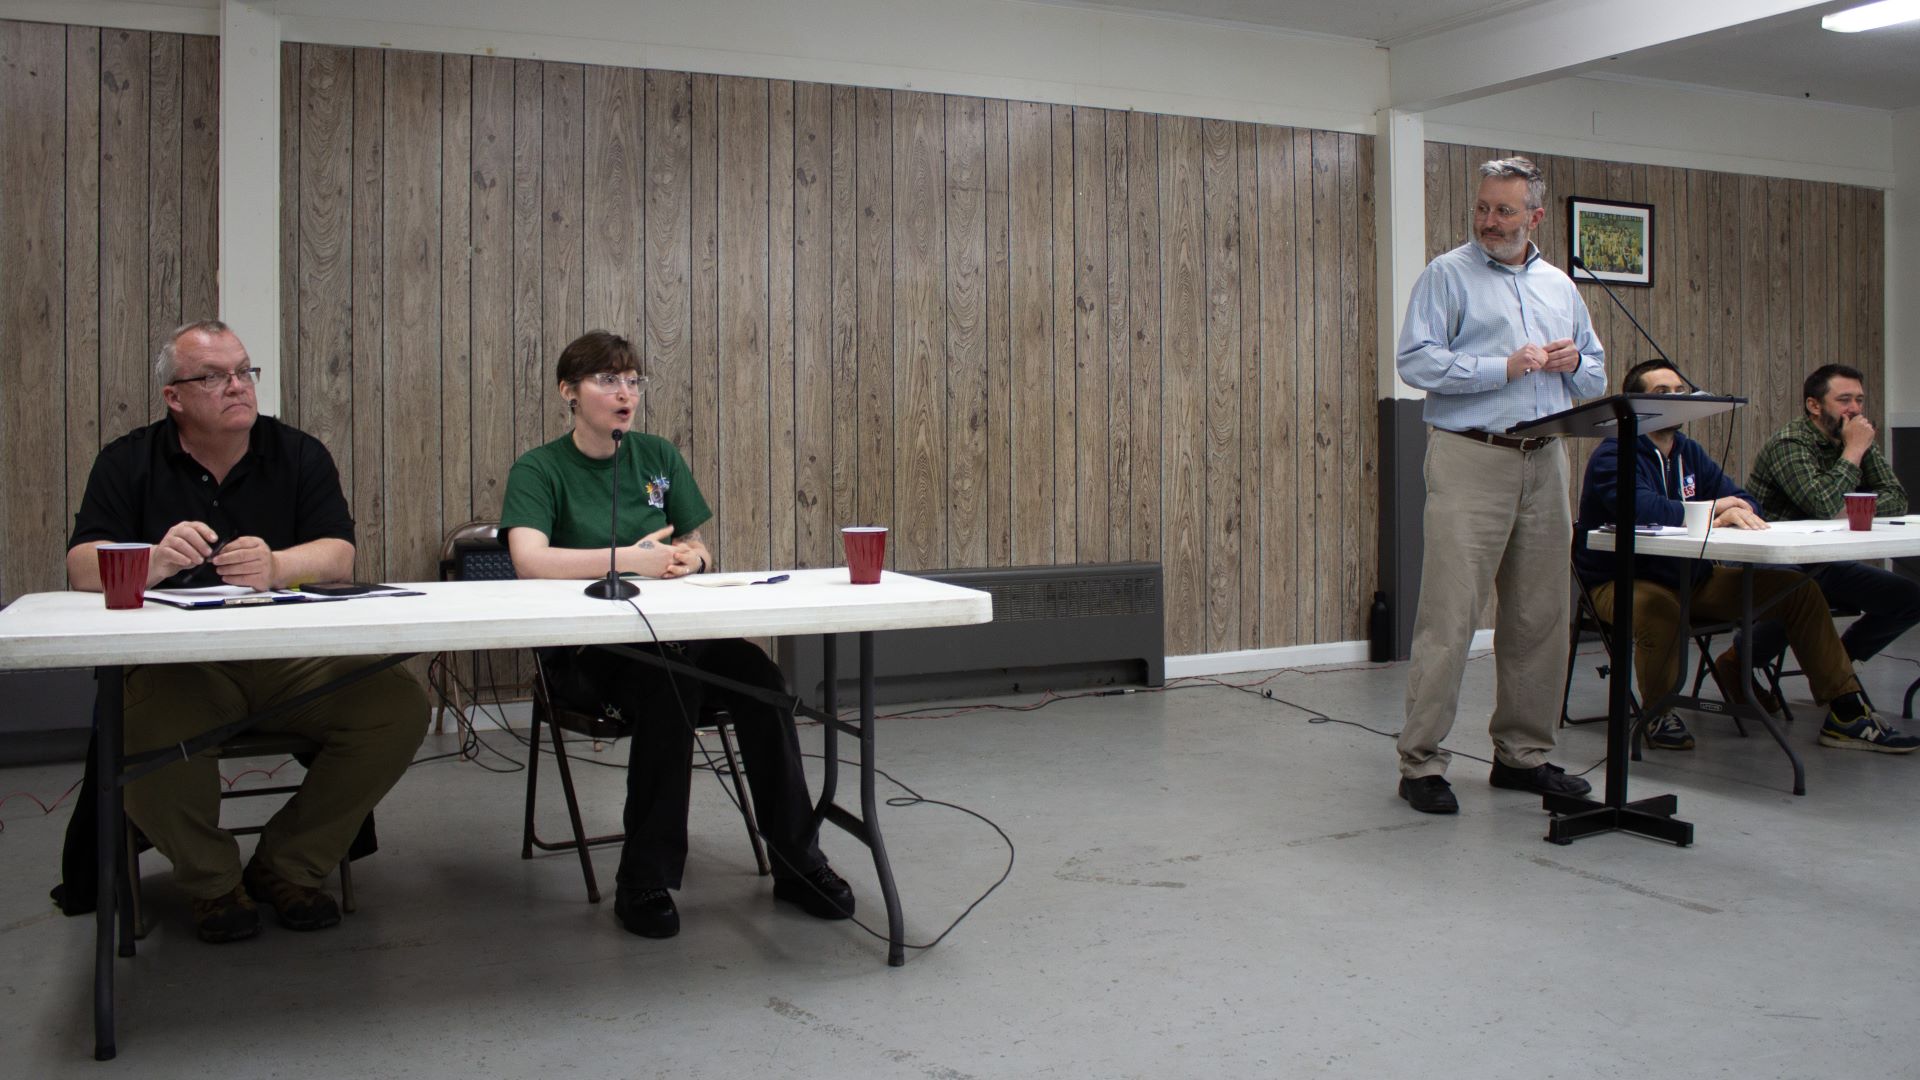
776, 562, 1165, 706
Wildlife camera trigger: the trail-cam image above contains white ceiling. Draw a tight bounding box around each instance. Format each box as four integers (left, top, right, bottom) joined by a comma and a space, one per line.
1028, 0, 1920, 110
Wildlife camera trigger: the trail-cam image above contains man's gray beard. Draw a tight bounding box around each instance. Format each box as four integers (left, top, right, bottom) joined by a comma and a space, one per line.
1481, 229, 1528, 262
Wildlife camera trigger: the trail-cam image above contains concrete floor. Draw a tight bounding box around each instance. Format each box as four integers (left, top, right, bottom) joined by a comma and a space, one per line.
4, 640, 1920, 1079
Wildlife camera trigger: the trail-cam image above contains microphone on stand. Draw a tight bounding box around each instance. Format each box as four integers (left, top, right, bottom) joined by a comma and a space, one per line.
584, 428, 640, 601
1570, 254, 1709, 395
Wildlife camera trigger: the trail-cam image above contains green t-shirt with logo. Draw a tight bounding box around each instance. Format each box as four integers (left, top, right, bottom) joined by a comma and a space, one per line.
499, 432, 711, 550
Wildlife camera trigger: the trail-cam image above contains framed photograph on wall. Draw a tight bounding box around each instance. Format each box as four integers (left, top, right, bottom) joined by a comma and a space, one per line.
1567, 196, 1654, 286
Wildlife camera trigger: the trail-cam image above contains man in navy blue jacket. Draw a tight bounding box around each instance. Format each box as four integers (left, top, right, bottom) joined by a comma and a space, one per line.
1574, 360, 1914, 753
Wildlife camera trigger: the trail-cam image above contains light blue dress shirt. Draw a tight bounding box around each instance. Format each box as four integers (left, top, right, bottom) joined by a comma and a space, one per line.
1397, 241, 1607, 434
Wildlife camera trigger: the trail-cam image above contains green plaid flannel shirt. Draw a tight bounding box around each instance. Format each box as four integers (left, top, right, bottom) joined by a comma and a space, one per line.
1746, 415, 1908, 521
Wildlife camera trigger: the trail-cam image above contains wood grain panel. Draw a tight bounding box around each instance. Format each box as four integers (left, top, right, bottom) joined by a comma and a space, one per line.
469, 55, 515, 520
540, 63, 585, 449
1257, 125, 1297, 646
1338, 133, 1362, 639
767, 79, 797, 572
717, 76, 770, 571
688, 74, 720, 556
984, 100, 1014, 567
1200, 118, 1238, 653
439, 54, 472, 530
1126, 112, 1161, 567
511, 59, 545, 463
1006, 101, 1052, 565
181, 35, 218, 326
945, 95, 989, 570
853, 88, 893, 545
891, 89, 945, 572
1236, 123, 1262, 647
279, 42, 298, 424
295, 44, 354, 493
827, 85, 858, 554
64, 27, 102, 528
1073, 109, 1110, 565
1291, 128, 1317, 640
792, 81, 833, 568
99, 29, 149, 440
1, 19, 68, 600
350, 48, 384, 582
1159, 115, 1205, 655
147, 31, 183, 423
643, 70, 692, 458
382, 50, 441, 581
1050, 105, 1076, 562
1105, 110, 1133, 563
1311, 130, 1341, 642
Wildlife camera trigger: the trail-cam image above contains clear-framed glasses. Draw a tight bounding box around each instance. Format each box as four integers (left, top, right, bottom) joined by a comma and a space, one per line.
581, 372, 648, 393
1474, 202, 1529, 222
168, 366, 262, 391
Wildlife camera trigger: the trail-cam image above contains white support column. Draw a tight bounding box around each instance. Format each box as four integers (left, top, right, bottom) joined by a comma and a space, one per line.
218, 1, 282, 414
1375, 107, 1426, 400
1889, 107, 1919, 421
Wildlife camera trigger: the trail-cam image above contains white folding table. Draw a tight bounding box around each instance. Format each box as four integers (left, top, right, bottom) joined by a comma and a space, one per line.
0, 570, 993, 1060
1585, 516, 1920, 795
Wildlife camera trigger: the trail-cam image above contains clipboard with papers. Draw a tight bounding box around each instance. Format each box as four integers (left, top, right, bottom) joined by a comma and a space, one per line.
142, 583, 423, 609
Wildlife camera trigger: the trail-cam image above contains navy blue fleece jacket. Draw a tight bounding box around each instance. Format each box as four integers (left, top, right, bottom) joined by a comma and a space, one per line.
1574, 431, 1760, 593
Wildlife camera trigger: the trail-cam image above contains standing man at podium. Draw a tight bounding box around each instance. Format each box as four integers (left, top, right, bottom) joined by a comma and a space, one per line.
1394, 156, 1607, 815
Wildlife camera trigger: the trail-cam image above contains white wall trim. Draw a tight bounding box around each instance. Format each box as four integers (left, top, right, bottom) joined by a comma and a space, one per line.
1166, 629, 1493, 679
1424, 121, 1895, 190
0, 0, 218, 35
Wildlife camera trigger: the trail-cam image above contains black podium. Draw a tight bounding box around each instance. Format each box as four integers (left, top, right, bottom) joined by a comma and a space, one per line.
1510, 392, 1744, 845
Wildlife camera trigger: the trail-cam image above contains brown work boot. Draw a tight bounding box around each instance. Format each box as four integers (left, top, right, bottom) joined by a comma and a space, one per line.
243, 857, 341, 932
192, 884, 261, 944
1713, 648, 1780, 715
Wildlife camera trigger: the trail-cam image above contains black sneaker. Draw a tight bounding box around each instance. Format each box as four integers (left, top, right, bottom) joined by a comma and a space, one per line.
614, 886, 680, 938
1642, 711, 1695, 751
191, 884, 261, 944
1819, 709, 1920, 754
1397, 775, 1458, 815
1489, 759, 1592, 797
773, 864, 855, 920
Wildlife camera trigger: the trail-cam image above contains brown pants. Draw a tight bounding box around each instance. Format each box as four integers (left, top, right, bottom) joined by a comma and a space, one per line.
1400, 431, 1571, 778
123, 656, 428, 899
1588, 569, 1860, 708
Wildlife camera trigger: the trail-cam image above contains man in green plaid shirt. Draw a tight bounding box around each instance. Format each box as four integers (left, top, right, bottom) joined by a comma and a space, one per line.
1743, 364, 1920, 751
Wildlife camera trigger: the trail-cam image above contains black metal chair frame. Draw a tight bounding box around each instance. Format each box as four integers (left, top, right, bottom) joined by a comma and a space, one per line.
520, 653, 771, 904
125, 732, 360, 939
1560, 572, 1751, 757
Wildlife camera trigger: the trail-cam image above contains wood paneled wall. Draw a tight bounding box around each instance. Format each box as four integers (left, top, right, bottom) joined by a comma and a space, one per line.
1426, 143, 1886, 490
0, 20, 219, 609
272, 44, 1379, 655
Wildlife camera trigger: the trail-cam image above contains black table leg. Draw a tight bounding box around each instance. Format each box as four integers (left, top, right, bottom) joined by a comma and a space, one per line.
1736, 567, 1806, 796
811, 633, 906, 965
93, 665, 121, 1061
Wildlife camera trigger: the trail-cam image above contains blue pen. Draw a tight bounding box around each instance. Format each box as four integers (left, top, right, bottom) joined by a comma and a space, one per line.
750, 574, 790, 585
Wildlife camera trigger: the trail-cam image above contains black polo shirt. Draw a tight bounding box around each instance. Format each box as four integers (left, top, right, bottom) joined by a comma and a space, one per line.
69, 415, 355, 588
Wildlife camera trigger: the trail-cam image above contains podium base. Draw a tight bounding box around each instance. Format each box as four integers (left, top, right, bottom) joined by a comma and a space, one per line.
1543, 792, 1693, 846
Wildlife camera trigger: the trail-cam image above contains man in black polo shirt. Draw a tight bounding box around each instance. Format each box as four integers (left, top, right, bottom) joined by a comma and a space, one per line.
67, 320, 428, 943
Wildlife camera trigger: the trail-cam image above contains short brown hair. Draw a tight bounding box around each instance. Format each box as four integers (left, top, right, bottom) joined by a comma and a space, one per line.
555, 330, 640, 385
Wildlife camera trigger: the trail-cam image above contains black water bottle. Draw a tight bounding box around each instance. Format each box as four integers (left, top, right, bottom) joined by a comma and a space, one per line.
1368, 591, 1391, 663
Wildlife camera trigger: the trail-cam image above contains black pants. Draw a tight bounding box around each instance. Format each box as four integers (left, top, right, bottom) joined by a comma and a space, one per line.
1748, 560, 1920, 668
546, 639, 826, 892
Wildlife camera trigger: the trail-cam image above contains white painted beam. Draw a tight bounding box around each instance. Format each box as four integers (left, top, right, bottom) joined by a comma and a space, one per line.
1888, 107, 1920, 415
217, 0, 281, 413
1389, 0, 1830, 111
1374, 109, 1426, 400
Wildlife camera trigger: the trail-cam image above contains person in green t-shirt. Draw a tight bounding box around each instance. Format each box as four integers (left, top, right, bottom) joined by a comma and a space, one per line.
500, 330, 855, 939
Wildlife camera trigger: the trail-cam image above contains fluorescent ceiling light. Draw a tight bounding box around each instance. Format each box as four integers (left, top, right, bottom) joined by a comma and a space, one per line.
1822, 0, 1920, 32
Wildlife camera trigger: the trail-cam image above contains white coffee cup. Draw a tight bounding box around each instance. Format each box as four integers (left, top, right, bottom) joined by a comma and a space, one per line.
1682, 500, 1713, 538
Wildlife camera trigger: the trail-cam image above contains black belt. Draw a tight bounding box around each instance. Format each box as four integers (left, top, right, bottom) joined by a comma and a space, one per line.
1446, 428, 1557, 453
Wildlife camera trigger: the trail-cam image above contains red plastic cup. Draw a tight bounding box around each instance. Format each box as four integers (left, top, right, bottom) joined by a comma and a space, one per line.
97, 543, 152, 609
1845, 492, 1877, 531
841, 526, 887, 584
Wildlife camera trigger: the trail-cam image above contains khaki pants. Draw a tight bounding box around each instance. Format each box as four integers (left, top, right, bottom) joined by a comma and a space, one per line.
1588, 569, 1860, 708
123, 657, 428, 899
1400, 431, 1571, 778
